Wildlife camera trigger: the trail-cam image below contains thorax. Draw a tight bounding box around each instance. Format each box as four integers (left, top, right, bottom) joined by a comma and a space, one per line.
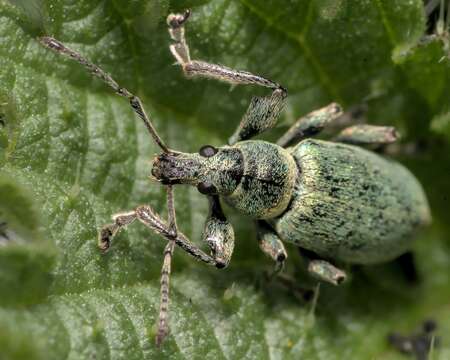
223, 140, 297, 219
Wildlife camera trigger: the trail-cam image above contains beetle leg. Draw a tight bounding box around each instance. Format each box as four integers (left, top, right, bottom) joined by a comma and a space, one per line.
228, 89, 286, 145
256, 221, 288, 277
167, 11, 287, 144
167, 10, 283, 90
307, 260, 347, 286
334, 124, 399, 146
255, 223, 315, 301
202, 196, 235, 268
98, 205, 221, 267
299, 248, 347, 286
98, 188, 224, 346
277, 103, 343, 147
98, 211, 137, 252
99, 204, 224, 347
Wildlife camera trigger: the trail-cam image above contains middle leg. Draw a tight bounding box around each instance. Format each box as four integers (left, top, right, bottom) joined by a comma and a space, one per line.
256, 222, 316, 301
256, 221, 288, 277
99, 205, 220, 267
277, 103, 343, 147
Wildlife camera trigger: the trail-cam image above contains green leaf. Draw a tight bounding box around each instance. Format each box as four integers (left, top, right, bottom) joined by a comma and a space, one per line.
0, 172, 55, 307
1, 0, 450, 359
432, 111, 450, 138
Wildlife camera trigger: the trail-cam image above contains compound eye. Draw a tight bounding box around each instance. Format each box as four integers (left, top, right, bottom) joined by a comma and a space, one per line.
197, 181, 217, 195
199, 145, 218, 158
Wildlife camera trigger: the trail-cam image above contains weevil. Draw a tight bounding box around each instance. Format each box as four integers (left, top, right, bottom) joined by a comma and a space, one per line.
39, 9, 431, 346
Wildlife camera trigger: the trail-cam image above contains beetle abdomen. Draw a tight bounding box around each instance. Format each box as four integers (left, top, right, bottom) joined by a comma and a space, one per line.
272, 139, 431, 264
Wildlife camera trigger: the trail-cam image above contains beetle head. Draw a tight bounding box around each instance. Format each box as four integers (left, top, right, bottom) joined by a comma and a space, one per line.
151, 145, 243, 196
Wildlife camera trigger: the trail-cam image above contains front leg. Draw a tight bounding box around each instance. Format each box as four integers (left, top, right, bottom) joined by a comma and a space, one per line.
98, 211, 137, 252
228, 89, 286, 145
99, 205, 221, 267
167, 10, 287, 144
99, 199, 235, 346
202, 196, 235, 268
98, 193, 232, 347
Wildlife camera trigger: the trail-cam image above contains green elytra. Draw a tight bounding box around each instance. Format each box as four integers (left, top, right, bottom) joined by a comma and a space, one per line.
39, 9, 431, 346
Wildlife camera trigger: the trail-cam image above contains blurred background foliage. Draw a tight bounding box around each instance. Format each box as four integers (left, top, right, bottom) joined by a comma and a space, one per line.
0, 0, 449, 359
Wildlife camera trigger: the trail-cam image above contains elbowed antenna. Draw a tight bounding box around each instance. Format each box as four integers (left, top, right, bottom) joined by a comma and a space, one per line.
38, 36, 171, 153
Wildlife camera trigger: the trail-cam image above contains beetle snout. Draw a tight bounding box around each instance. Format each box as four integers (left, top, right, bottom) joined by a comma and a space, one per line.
151, 153, 180, 184
151, 152, 199, 184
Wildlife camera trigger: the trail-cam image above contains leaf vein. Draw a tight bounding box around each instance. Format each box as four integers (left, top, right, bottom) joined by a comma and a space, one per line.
238, 0, 342, 103
373, 0, 397, 47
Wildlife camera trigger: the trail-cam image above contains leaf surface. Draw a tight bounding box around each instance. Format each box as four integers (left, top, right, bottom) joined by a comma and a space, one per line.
1, 0, 450, 359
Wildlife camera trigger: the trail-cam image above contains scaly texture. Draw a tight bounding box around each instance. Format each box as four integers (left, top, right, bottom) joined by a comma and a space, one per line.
274, 139, 430, 264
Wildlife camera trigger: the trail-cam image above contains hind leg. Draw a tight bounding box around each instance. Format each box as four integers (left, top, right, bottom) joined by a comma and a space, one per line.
334, 124, 399, 146
299, 248, 347, 286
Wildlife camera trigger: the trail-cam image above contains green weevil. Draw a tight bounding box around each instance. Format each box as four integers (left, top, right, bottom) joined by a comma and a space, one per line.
39, 9, 431, 346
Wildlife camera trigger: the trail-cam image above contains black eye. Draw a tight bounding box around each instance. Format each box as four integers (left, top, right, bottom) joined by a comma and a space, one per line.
197, 181, 217, 195
199, 145, 218, 158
